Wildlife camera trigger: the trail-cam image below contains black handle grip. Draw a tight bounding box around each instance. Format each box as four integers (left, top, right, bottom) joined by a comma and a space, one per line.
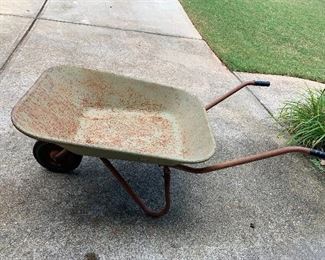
310, 149, 325, 159
254, 80, 270, 87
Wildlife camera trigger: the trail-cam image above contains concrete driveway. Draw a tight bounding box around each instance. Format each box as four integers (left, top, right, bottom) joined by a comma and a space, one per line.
0, 1, 324, 259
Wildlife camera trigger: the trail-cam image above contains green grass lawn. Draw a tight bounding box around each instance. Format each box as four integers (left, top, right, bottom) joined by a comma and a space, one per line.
180, 0, 325, 82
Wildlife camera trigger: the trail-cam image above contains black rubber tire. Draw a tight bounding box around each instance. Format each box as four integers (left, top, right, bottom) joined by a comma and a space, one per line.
33, 141, 82, 173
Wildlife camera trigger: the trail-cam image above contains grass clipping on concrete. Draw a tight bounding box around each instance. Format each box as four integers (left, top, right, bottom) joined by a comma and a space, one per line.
279, 89, 325, 150
180, 0, 325, 82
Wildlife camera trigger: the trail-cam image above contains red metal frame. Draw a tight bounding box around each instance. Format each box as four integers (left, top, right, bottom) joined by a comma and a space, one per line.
52, 81, 324, 218
101, 158, 171, 218
98, 146, 313, 217
172, 146, 311, 174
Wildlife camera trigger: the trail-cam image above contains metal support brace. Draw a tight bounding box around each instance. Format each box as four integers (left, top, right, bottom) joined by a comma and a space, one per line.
100, 158, 171, 218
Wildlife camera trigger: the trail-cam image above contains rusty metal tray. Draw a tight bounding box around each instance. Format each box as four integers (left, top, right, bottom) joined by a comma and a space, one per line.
12, 66, 216, 165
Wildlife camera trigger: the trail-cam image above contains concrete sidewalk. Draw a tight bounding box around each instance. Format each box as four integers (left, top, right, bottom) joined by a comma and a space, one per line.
0, 1, 324, 259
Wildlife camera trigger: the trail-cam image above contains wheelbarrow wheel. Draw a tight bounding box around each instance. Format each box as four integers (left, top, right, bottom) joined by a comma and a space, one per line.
33, 141, 82, 173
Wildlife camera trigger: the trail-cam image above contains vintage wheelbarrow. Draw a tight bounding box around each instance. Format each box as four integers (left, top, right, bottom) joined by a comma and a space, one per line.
11, 66, 325, 218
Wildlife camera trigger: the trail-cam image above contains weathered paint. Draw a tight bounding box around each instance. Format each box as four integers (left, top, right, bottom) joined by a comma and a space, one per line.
11, 66, 216, 165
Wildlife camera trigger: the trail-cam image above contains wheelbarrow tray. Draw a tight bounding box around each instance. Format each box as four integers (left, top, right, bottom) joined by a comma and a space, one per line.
11, 66, 216, 165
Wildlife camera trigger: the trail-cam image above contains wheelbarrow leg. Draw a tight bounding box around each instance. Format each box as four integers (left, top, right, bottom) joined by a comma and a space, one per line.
100, 158, 171, 218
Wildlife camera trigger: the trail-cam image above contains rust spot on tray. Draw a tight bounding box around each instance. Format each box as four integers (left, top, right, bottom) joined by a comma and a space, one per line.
13, 81, 81, 139
75, 108, 183, 156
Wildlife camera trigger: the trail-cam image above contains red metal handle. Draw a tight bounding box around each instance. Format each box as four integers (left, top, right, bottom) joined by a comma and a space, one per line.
172, 146, 312, 174
205, 80, 270, 110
